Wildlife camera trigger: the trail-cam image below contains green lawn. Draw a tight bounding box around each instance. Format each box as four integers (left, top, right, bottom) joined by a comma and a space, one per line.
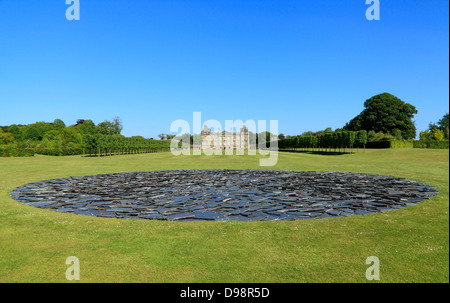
0, 149, 448, 283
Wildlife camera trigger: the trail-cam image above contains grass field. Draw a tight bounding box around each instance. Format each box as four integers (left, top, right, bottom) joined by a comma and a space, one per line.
0, 149, 448, 283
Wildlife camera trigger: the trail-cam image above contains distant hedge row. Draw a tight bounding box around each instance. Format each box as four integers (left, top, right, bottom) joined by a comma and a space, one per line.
0, 134, 173, 157
0, 146, 35, 157
365, 139, 414, 149
279, 131, 368, 152
81, 134, 171, 156
413, 140, 449, 149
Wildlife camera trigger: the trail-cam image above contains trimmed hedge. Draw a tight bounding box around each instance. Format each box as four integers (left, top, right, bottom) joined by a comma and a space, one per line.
413, 140, 449, 149
1, 134, 173, 157
81, 134, 172, 157
34, 147, 83, 156
279, 131, 367, 151
0, 146, 35, 157
365, 140, 392, 149
390, 139, 414, 148
364, 139, 413, 149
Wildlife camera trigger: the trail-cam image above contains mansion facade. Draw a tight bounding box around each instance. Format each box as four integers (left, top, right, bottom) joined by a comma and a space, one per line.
199, 125, 256, 150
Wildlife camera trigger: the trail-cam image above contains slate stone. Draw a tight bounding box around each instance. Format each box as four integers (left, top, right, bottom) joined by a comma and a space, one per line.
9, 170, 439, 222
26, 202, 55, 207
193, 211, 220, 220
167, 213, 195, 221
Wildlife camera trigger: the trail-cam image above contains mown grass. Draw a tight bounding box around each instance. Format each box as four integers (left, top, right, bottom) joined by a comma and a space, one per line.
0, 148, 448, 282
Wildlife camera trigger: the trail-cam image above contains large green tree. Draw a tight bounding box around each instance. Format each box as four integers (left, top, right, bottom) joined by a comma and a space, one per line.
22, 122, 55, 141
96, 117, 123, 136
75, 119, 98, 135
438, 113, 449, 130
7, 124, 22, 141
344, 93, 418, 139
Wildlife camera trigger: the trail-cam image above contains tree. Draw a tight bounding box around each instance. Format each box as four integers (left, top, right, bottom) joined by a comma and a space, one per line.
390, 128, 403, 140
344, 93, 418, 140
7, 124, 22, 141
437, 113, 449, 139
60, 127, 81, 147
43, 130, 61, 141
96, 117, 123, 136
53, 119, 66, 129
438, 113, 449, 130
430, 128, 444, 141
97, 121, 114, 135
75, 119, 86, 127
111, 116, 123, 135
158, 133, 175, 140
76, 120, 97, 135
355, 130, 368, 147
0, 132, 15, 145
426, 113, 449, 140
22, 122, 55, 141
301, 131, 314, 137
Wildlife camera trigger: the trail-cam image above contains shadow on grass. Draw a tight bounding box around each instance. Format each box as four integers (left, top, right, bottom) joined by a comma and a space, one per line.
279, 149, 358, 156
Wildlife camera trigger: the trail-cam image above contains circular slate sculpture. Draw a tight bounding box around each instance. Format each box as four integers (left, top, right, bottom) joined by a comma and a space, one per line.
10, 170, 438, 221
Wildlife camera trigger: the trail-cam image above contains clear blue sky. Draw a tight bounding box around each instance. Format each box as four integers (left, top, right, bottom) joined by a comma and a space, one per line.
0, 0, 448, 138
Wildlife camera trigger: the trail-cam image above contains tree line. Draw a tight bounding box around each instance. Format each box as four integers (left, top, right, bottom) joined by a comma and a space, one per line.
278, 93, 448, 151
0, 117, 171, 157
278, 130, 368, 153
80, 134, 171, 157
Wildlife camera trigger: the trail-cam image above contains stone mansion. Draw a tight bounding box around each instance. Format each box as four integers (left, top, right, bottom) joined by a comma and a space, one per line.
200, 124, 256, 150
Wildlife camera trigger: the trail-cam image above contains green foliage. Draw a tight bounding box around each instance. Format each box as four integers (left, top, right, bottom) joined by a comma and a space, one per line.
0, 117, 171, 157
279, 130, 365, 151
355, 130, 368, 146
60, 127, 82, 147
367, 131, 389, 142
43, 130, 61, 142
420, 129, 446, 142
0, 144, 35, 157
0, 132, 16, 145
415, 128, 449, 149
53, 119, 66, 129
431, 129, 445, 141
390, 128, 403, 140
426, 113, 449, 140
414, 140, 449, 149
344, 93, 418, 140
365, 139, 413, 149
75, 120, 97, 135
96, 117, 123, 136
390, 139, 414, 148
80, 134, 171, 157
279, 129, 415, 151
96, 122, 115, 135
22, 122, 55, 141
438, 113, 449, 130
7, 124, 23, 141
367, 130, 376, 142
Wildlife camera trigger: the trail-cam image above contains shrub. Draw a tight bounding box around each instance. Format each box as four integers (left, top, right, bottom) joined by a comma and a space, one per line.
413, 140, 449, 149
0, 132, 16, 145
0, 144, 35, 157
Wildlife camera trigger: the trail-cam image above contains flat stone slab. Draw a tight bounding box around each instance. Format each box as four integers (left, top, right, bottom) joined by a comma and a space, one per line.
10, 170, 439, 221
